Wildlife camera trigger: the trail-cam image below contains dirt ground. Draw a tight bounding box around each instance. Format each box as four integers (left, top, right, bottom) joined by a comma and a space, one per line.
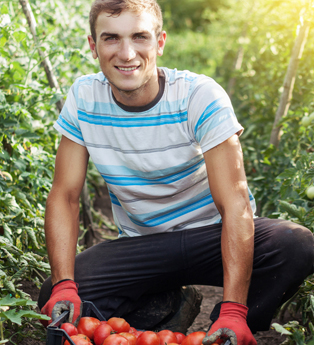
15, 186, 289, 344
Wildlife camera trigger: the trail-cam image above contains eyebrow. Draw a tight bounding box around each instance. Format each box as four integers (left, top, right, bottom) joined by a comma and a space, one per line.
99, 30, 151, 39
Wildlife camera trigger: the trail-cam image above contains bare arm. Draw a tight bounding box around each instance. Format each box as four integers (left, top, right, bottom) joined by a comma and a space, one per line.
45, 136, 89, 286
203, 134, 254, 305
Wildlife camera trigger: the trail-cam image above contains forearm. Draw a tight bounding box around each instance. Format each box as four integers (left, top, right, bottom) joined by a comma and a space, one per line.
221, 205, 254, 305
45, 188, 80, 286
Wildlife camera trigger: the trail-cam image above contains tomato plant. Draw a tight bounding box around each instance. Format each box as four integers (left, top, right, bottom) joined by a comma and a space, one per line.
77, 316, 101, 340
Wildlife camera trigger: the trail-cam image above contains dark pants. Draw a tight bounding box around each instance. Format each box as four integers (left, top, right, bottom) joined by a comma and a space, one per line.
38, 217, 314, 333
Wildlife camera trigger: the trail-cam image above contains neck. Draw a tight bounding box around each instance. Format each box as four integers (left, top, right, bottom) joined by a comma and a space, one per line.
111, 70, 160, 107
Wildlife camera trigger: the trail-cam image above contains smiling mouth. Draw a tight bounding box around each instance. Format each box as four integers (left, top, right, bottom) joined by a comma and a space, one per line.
116, 66, 139, 71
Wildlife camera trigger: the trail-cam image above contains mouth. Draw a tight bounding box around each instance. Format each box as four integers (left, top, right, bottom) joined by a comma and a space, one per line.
115, 66, 140, 72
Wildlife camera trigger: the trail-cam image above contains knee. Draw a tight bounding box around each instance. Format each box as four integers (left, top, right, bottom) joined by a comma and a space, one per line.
269, 220, 314, 276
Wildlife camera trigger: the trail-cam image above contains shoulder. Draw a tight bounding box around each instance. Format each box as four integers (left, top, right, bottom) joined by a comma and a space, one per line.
160, 67, 229, 102
71, 72, 108, 99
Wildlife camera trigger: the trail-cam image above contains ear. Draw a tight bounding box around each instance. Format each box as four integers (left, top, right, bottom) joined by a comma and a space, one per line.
157, 31, 167, 57
88, 35, 98, 59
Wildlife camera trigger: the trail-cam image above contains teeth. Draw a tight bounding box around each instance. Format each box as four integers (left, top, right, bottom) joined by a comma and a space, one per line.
118, 67, 137, 71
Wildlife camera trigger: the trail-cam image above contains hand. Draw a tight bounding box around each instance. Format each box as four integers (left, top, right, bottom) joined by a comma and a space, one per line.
202, 302, 257, 345
41, 279, 82, 327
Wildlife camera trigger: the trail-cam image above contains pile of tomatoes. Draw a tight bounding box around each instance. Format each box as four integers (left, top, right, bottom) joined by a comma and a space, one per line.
60, 316, 210, 345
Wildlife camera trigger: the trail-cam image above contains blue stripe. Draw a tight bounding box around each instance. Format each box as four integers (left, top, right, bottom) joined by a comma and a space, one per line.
102, 159, 204, 186
77, 98, 189, 117
194, 98, 229, 135
62, 106, 81, 129
109, 191, 121, 206
56, 115, 83, 141
95, 155, 204, 179
127, 191, 214, 227
195, 111, 234, 143
78, 110, 187, 127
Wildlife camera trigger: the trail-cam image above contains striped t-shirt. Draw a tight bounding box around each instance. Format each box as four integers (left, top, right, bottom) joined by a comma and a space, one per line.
54, 67, 256, 237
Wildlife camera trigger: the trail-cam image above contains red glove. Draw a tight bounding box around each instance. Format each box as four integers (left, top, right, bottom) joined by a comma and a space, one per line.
41, 279, 82, 327
202, 302, 257, 345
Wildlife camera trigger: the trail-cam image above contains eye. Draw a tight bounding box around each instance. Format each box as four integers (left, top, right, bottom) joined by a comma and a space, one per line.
135, 35, 147, 40
105, 36, 118, 41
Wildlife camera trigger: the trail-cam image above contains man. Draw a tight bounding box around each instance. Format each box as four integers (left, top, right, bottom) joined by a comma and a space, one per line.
38, 0, 314, 344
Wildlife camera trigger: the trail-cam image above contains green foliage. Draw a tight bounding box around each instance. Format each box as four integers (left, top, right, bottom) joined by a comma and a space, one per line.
159, 0, 229, 32
1, 0, 314, 341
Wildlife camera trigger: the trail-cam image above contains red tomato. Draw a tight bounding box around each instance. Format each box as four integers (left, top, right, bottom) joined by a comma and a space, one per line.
136, 331, 160, 345
181, 332, 206, 345
134, 330, 144, 339
120, 332, 137, 345
129, 327, 137, 334
174, 332, 186, 344
103, 333, 130, 345
61, 322, 78, 336
158, 330, 178, 345
107, 317, 130, 333
64, 334, 92, 345
77, 316, 101, 340
168, 343, 180, 345
94, 323, 114, 345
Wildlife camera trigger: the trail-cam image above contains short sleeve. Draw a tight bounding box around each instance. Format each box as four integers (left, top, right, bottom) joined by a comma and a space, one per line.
187, 76, 243, 153
53, 83, 85, 146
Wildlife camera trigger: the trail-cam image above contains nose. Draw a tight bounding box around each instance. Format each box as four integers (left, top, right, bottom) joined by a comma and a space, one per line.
118, 39, 136, 62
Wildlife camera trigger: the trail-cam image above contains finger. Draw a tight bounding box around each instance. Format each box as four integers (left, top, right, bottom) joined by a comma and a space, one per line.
51, 302, 69, 320
203, 330, 223, 345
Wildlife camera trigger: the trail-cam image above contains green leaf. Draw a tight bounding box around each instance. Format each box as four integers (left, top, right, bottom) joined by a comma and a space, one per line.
49, 93, 64, 105
0, 295, 35, 307
25, 227, 39, 249
0, 309, 22, 325
13, 30, 26, 43
3, 279, 15, 294
279, 200, 306, 220
272, 322, 292, 335
17, 310, 50, 321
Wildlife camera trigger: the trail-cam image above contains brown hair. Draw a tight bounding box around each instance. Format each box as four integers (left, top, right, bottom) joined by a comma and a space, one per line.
89, 0, 163, 42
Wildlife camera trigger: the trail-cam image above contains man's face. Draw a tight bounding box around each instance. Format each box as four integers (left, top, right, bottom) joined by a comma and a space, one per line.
88, 10, 166, 104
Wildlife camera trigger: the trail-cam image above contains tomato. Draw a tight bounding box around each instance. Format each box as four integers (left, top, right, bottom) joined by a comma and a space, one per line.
134, 330, 144, 338
120, 332, 137, 345
94, 323, 114, 345
77, 316, 101, 340
102, 333, 130, 345
61, 322, 78, 336
136, 331, 160, 345
181, 332, 206, 345
107, 317, 130, 333
167, 343, 180, 345
158, 330, 178, 345
64, 334, 92, 345
129, 327, 137, 334
174, 332, 186, 344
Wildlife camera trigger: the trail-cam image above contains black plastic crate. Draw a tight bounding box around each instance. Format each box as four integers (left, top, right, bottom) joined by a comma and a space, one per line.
46, 300, 105, 345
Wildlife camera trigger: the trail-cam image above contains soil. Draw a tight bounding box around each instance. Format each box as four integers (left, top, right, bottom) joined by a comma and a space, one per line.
14, 185, 289, 344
